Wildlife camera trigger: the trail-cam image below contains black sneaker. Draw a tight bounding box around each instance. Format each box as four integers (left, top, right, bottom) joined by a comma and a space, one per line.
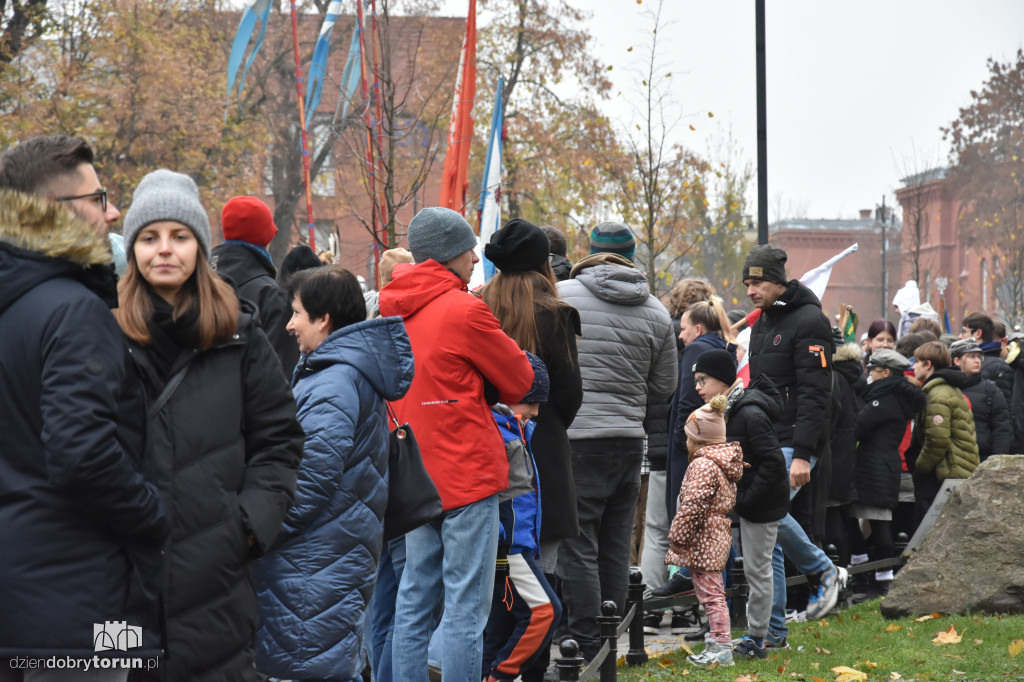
672, 605, 708, 639
731, 636, 768, 659
649, 572, 695, 599
643, 611, 663, 635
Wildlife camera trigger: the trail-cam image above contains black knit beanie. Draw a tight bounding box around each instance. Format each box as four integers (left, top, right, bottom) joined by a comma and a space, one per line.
484, 218, 550, 273
693, 349, 737, 386
742, 244, 788, 284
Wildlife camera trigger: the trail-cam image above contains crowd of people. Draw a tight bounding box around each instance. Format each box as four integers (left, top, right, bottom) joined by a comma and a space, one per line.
0, 133, 1017, 681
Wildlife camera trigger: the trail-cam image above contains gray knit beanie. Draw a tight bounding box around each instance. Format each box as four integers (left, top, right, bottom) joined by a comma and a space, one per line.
123, 169, 211, 258
407, 206, 478, 264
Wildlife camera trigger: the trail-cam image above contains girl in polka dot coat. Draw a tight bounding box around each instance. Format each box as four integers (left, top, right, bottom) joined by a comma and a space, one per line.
666, 394, 746, 660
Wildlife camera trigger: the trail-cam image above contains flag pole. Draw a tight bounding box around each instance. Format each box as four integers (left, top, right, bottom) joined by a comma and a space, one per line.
355, 0, 384, 246
369, 0, 389, 237
288, 0, 318, 251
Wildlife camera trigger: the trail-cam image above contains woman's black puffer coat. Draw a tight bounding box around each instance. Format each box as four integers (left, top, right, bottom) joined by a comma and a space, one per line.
959, 373, 1012, 461
128, 303, 304, 682
854, 375, 927, 509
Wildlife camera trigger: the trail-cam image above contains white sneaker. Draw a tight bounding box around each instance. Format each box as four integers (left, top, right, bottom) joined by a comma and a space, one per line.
687, 640, 734, 667
875, 569, 894, 582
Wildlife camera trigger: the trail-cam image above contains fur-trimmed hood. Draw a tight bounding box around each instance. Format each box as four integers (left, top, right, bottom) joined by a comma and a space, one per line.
834, 341, 862, 364
0, 189, 115, 314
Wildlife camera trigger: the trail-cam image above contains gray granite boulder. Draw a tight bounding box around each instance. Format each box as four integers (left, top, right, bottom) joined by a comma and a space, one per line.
881, 456, 1024, 619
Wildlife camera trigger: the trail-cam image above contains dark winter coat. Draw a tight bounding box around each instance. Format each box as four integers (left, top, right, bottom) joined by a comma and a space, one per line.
550, 253, 573, 281
666, 332, 730, 517
724, 375, 790, 523
0, 190, 169, 659
128, 301, 304, 682
855, 375, 928, 509
643, 320, 683, 473
211, 241, 298, 377
829, 343, 863, 504
959, 373, 1012, 461
748, 280, 834, 463
255, 317, 414, 680
915, 369, 980, 481
531, 304, 584, 541
980, 345, 1013, 409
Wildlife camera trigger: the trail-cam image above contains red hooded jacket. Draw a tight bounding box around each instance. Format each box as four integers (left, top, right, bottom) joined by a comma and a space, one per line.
379, 260, 533, 509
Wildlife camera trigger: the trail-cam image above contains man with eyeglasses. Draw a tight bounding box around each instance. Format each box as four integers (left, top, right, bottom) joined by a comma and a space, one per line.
0, 134, 169, 681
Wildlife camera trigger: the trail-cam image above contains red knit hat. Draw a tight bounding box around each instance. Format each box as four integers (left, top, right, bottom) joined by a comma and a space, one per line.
221, 196, 277, 246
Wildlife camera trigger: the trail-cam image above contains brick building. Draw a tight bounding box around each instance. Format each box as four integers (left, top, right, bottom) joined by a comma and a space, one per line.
894, 168, 1002, 327
769, 212, 902, 332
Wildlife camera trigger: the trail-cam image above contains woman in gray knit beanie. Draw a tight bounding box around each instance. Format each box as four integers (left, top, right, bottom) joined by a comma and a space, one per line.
113, 169, 303, 681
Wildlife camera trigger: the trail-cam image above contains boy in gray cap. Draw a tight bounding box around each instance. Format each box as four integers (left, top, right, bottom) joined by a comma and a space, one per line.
951, 338, 1012, 462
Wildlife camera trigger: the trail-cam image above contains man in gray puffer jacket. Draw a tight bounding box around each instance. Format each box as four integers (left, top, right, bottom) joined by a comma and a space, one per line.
555, 222, 678, 659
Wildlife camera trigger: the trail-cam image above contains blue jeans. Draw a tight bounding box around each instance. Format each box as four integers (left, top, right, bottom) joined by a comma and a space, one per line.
367, 536, 407, 682
392, 495, 499, 682
770, 447, 832, 637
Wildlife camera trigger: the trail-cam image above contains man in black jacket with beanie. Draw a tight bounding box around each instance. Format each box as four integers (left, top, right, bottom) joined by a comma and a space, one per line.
743, 244, 844, 649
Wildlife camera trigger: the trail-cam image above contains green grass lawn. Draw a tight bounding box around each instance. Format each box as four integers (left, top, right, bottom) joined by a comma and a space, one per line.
616, 599, 1024, 681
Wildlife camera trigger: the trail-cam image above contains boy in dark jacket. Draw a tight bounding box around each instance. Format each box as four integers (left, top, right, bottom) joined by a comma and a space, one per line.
691, 349, 789, 660
951, 337, 1012, 461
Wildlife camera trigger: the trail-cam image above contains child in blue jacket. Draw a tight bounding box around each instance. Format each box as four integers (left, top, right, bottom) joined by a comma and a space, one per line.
482, 353, 562, 681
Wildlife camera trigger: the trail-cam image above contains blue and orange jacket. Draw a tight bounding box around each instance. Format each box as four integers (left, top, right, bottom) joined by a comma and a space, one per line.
493, 406, 542, 556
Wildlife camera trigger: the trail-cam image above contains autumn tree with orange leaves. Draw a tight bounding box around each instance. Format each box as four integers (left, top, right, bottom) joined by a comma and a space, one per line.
0, 0, 266, 230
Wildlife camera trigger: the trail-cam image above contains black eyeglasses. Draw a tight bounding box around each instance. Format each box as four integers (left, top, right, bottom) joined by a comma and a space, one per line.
56, 189, 107, 212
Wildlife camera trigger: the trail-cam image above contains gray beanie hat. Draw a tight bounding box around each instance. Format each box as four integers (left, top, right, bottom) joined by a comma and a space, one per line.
123, 169, 211, 258
407, 206, 478, 264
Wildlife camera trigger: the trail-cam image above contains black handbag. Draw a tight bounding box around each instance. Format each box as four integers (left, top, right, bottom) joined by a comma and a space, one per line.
383, 403, 443, 542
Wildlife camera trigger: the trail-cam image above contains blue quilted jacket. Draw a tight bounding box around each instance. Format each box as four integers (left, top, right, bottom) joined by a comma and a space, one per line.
254, 316, 414, 680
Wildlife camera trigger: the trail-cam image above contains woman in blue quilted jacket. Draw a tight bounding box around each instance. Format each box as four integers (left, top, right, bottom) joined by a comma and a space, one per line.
254, 266, 414, 681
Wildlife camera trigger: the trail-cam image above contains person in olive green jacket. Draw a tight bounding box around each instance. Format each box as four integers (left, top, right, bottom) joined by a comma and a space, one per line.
911, 341, 980, 522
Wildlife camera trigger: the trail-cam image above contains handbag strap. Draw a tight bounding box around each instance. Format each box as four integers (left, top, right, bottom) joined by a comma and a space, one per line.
386, 401, 401, 429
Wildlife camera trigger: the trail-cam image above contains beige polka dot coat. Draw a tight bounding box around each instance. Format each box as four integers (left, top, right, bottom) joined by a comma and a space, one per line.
666, 441, 746, 572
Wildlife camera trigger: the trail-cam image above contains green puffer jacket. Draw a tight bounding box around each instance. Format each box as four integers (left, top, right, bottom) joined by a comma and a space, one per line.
916, 370, 980, 480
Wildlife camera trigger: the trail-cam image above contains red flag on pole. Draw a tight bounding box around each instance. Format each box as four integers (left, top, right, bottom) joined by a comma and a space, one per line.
438, 0, 477, 214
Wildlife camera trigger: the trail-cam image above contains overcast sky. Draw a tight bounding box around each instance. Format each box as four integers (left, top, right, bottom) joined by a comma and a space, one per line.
443, 0, 1024, 223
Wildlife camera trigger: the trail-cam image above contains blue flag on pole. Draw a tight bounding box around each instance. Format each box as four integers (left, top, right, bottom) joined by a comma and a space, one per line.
226, 0, 272, 109
330, 20, 364, 129
305, 1, 345, 127
469, 77, 504, 288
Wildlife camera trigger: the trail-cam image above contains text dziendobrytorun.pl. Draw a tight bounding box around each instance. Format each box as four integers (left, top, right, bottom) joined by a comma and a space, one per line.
8, 656, 158, 671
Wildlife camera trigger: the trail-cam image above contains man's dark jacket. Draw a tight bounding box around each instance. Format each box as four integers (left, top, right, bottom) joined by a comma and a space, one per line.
960, 373, 1012, 461
212, 242, 298, 377
0, 190, 169, 659
748, 280, 834, 463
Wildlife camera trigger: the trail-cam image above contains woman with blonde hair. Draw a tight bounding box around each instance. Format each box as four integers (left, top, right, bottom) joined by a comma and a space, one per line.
115, 170, 304, 681
666, 297, 737, 533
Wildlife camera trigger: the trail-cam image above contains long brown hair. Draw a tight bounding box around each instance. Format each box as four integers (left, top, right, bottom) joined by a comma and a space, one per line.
115, 254, 239, 350
481, 261, 564, 355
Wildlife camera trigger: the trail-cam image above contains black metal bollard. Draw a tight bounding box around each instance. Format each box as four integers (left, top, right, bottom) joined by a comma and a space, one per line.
626, 568, 648, 666
729, 554, 748, 627
598, 600, 619, 682
556, 639, 584, 681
